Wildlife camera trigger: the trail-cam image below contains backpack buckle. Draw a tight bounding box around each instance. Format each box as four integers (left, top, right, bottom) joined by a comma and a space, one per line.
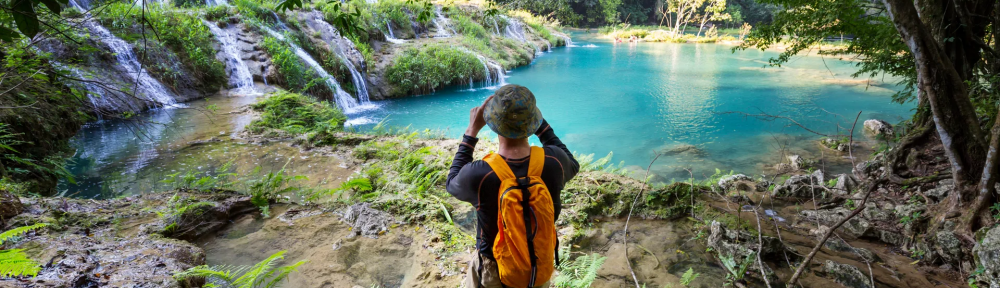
516, 177, 531, 188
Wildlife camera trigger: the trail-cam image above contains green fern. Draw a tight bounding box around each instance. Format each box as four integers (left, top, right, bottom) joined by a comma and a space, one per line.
719, 251, 755, 285
0, 223, 48, 246
553, 252, 606, 288
0, 223, 48, 278
680, 267, 700, 286
174, 250, 306, 288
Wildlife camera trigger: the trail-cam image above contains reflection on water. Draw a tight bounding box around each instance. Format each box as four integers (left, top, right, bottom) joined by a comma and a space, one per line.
58, 92, 351, 199
356, 32, 913, 181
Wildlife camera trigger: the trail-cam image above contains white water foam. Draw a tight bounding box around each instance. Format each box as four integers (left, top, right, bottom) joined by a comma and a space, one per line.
203, 19, 257, 95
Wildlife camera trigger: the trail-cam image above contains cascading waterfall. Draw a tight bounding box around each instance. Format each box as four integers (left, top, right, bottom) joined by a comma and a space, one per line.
502, 16, 540, 55
432, 6, 453, 38
204, 0, 227, 6
559, 34, 576, 47
457, 47, 506, 89
313, 16, 370, 102
69, 0, 177, 108
202, 19, 257, 95
383, 20, 406, 43
261, 27, 368, 113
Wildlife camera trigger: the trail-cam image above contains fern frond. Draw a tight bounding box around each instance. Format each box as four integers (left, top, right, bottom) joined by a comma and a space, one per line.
0, 223, 48, 246
0, 249, 42, 278
263, 260, 306, 288
173, 264, 244, 283
233, 250, 285, 288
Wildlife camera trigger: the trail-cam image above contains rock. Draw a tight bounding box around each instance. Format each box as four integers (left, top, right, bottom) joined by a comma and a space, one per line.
864, 119, 893, 136
162, 195, 256, 241
823, 238, 881, 263
339, 202, 394, 238
718, 174, 759, 191
973, 226, 1000, 288
800, 207, 872, 237
924, 179, 955, 202
832, 174, 858, 195
0, 189, 23, 220
822, 138, 852, 152
861, 203, 892, 222
823, 260, 872, 288
894, 203, 926, 219
935, 231, 964, 264
854, 247, 881, 263
788, 155, 805, 170
707, 221, 793, 284
772, 170, 827, 198
853, 155, 886, 180
774, 163, 794, 173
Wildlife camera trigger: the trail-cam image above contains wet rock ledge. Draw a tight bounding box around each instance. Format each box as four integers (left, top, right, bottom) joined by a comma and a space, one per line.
0, 190, 254, 288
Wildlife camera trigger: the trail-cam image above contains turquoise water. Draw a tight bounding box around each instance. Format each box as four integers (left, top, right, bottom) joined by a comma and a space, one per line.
359, 32, 913, 180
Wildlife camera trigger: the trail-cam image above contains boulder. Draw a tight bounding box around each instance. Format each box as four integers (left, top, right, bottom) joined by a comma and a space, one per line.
0, 189, 23, 220
160, 195, 256, 241
788, 155, 806, 170
822, 138, 852, 152
935, 230, 963, 265
800, 207, 872, 238
339, 202, 394, 238
973, 226, 1000, 288
924, 179, 954, 203
707, 221, 795, 285
772, 170, 827, 198
832, 174, 859, 195
718, 174, 760, 192
823, 260, 872, 288
863, 119, 893, 136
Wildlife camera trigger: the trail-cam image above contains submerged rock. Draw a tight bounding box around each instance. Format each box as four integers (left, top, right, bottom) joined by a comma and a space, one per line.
822, 260, 872, 288
863, 119, 893, 136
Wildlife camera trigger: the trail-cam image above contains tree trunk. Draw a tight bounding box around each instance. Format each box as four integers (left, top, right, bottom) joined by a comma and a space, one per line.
697, 12, 710, 37
673, 4, 686, 35
883, 0, 986, 193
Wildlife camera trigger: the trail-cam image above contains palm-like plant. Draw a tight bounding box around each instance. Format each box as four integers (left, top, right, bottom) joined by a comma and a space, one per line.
0, 223, 48, 278
174, 250, 306, 288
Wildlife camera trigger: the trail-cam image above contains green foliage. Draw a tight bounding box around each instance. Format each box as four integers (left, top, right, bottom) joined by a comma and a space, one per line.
553, 251, 606, 288
575, 152, 626, 174
900, 211, 921, 225
679, 268, 700, 286
452, 14, 491, 40
385, 44, 483, 96
0, 223, 48, 278
991, 203, 1000, 221
319, 1, 366, 40
246, 92, 346, 136
174, 250, 307, 288
719, 251, 754, 285
244, 161, 307, 217
161, 160, 237, 190
0, 0, 67, 40
155, 193, 216, 228
260, 35, 327, 94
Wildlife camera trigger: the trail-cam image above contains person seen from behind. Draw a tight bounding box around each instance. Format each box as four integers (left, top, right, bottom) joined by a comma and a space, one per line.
446, 84, 580, 288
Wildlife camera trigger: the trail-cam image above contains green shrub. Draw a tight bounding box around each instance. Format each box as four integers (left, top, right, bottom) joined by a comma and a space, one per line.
246, 92, 346, 136
452, 14, 490, 40
260, 35, 328, 95
386, 44, 483, 96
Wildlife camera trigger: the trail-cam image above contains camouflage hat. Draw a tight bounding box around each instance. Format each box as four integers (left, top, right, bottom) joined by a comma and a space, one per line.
483, 84, 543, 139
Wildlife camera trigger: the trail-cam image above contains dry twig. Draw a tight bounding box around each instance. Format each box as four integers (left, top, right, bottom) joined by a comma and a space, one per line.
623, 151, 662, 288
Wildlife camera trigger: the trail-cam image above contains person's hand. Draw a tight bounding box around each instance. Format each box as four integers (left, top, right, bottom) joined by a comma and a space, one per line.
465, 96, 493, 137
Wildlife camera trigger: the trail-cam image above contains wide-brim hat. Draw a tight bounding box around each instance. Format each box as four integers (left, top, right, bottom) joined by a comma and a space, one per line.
483, 84, 543, 139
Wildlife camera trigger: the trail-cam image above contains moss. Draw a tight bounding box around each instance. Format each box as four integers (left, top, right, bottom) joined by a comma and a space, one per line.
246, 92, 346, 136
561, 172, 707, 227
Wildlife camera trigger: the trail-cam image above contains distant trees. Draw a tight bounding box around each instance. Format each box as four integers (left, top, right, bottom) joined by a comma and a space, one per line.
492, 0, 772, 27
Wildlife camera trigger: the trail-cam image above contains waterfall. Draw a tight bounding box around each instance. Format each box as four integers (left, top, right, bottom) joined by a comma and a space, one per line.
384, 21, 406, 43
457, 47, 505, 89
202, 20, 257, 95
261, 27, 370, 113
502, 17, 540, 55
59, 64, 123, 117
69, 0, 177, 108
432, 6, 452, 38
492, 19, 500, 35
204, 0, 228, 6
559, 34, 576, 47
313, 16, 370, 102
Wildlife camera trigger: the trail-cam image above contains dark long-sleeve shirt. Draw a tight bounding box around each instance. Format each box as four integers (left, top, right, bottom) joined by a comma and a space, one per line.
445, 119, 580, 259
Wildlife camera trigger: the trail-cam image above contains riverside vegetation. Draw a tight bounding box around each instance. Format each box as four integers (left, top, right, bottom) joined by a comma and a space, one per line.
0, 0, 998, 288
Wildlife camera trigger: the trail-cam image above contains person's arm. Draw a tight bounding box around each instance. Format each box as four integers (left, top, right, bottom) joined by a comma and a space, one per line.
535, 119, 580, 183
445, 96, 493, 204
445, 135, 480, 203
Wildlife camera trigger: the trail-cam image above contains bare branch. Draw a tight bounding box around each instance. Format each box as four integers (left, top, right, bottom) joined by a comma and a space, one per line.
624, 151, 662, 288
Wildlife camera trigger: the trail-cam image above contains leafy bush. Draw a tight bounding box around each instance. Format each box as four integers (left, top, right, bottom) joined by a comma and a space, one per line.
386, 44, 483, 96
246, 92, 346, 136
452, 14, 490, 40
260, 36, 327, 95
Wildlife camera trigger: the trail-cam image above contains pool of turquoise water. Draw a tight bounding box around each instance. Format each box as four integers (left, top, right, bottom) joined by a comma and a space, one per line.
358, 32, 913, 180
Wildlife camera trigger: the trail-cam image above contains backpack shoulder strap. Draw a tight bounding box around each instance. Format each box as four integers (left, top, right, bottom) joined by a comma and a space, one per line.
527, 146, 545, 178
483, 153, 515, 181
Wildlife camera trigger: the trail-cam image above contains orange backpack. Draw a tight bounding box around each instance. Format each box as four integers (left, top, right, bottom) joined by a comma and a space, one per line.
482, 146, 559, 288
